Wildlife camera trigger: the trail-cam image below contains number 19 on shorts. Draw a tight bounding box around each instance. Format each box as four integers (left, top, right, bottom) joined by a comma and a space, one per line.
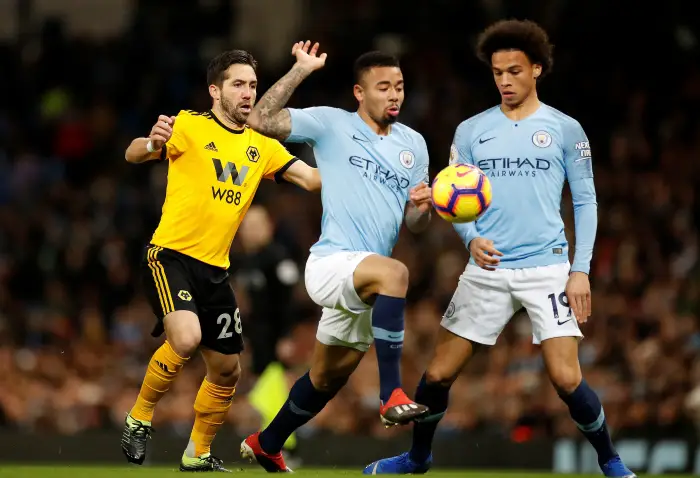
548, 292, 572, 320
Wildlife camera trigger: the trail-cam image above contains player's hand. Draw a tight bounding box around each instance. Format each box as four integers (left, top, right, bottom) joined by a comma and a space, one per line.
469, 237, 503, 271
149, 115, 176, 150
292, 41, 327, 74
409, 183, 432, 214
565, 271, 591, 324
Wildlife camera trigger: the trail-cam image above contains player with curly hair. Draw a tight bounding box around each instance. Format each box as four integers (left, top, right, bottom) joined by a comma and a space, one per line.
364, 20, 635, 478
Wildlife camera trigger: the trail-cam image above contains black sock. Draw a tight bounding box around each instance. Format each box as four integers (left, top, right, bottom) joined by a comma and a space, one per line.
559, 379, 617, 466
409, 373, 450, 463
258, 372, 336, 454
372, 295, 406, 402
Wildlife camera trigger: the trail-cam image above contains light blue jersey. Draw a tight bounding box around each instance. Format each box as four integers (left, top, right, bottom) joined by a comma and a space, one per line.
287, 107, 430, 257
452, 103, 597, 274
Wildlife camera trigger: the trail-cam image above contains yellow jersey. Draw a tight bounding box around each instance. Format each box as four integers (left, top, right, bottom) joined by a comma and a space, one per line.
150, 110, 296, 269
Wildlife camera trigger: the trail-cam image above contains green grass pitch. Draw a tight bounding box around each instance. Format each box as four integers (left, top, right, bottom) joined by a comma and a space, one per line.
0, 466, 694, 477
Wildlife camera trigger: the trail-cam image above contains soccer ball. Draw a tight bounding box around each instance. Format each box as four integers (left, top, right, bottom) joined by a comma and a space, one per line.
431, 163, 492, 223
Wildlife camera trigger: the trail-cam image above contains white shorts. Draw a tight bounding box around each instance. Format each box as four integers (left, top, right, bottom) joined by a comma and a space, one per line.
440, 262, 583, 346
305, 251, 376, 352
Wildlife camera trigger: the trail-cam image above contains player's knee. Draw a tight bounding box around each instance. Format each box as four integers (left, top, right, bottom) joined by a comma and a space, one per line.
309, 367, 350, 393
312, 374, 348, 393
425, 365, 459, 388
377, 260, 409, 296
168, 334, 200, 358
208, 358, 241, 387
549, 366, 582, 395
164, 311, 202, 357
166, 325, 201, 358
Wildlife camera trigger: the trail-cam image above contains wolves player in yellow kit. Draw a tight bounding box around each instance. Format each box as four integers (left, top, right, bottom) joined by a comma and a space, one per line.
121, 50, 320, 472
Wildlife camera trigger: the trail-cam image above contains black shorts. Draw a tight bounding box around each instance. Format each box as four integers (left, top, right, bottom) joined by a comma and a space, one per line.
141, 244, 244, 355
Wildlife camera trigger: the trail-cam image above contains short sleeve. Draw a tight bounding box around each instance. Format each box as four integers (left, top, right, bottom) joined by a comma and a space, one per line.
162, 111, 189, 161
287, 107, 331, 145
263, 139, 297, 183
450, 121, 474, 165
562, 120, 593, 181
410, 135, 430, 189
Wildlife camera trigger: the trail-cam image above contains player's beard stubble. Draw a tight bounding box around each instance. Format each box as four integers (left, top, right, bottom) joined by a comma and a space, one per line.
369, 109, 399, 128
220, 95, 250, 127
378, 101, 401, 127
381, 112, 399, 126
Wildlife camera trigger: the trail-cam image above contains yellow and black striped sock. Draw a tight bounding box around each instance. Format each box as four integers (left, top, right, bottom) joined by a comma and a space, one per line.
186, 378, 236, 458
130, 341, 189, 423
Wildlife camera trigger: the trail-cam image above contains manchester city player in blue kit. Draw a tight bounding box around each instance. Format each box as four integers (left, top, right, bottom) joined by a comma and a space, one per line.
240, 41, 432, 471
365, 20, 635, 478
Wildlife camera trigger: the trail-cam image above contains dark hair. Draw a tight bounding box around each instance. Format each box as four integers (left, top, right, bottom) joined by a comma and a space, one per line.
353, 51, 401, 84
207, 50, 258, 86
476, 20, 554, 78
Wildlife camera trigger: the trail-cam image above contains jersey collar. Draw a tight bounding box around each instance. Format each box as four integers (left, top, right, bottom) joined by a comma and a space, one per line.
209, 110, 245, 134
352, 112, 393, 142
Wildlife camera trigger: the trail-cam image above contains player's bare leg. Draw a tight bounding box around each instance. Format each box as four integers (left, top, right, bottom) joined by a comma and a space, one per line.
542, 337, 635, 478
180, 349, 240, 472
242, 342, 364, 472
353, 254, 429, 425
364, 328, 482, 474
122, 311, 201, 465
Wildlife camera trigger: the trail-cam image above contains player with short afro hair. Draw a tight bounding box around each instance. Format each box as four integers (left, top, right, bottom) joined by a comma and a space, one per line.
476, 19, 555, 79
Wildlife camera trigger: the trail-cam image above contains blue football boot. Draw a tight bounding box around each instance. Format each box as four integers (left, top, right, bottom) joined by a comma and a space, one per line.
363, 452, 432, 475
601, 456, 636, 477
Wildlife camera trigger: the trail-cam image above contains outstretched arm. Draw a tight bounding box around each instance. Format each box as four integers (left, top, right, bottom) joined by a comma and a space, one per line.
246, 66, 303, 141
281, 161, 322, 192
247, 41, 327, 141
125, 115, 178, 163
125, 137, 164, 164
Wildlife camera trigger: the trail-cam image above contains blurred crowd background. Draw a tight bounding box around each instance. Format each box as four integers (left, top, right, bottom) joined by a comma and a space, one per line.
1, 0, 700, 446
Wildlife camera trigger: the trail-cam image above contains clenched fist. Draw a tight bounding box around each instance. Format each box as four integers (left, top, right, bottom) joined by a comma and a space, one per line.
149, 115, 176, 150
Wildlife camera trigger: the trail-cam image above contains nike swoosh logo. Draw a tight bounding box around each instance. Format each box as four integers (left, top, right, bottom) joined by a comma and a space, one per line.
387, 334, 403, 339
352, 134, 369, 142
557, 319, 573, 325
479, 137, 495, 144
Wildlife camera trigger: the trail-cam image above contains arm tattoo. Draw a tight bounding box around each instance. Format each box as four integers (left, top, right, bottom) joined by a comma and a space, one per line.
252, 64, 309, 140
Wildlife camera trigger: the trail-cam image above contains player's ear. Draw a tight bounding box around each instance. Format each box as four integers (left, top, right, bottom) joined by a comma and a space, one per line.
533, 64, 542, 79
353, 84, 364, 103
208, 84, 220, 101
